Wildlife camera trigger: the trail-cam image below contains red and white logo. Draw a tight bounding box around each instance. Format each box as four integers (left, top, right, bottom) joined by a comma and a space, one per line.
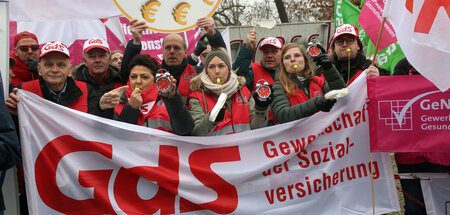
332, 24, 359, 40
83, 37, 110, 53
259, 37, 283, 50
39, 41, 70, 59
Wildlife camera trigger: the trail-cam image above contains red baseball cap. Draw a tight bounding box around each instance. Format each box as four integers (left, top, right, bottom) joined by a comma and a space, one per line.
332, 24, 359, 40
259, 37, 283, 50
83, 37, 110, 53
39, 41, 70, 60
14, 31, 38, 46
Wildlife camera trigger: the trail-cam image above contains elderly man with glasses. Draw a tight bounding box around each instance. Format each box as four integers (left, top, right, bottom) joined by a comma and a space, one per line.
10, 31, 40, 87
318, 24, 381, 86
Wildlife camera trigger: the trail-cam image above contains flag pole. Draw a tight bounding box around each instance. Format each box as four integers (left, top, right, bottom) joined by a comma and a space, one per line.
372, 0, 392, 66
371, 18, 386, 66
369, 153, 375, 215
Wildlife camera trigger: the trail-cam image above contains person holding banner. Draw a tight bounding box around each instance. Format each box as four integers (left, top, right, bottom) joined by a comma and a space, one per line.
110, 54, 194, 135
6, 41, 100, 115
188, 48, 270, 136
10, 31, 40, 87
75, 37, 125, 119
322, 24, 381, 85
271, 43, 345, 124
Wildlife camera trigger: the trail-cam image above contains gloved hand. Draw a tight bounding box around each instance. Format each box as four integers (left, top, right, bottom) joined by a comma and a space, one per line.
193, 34, 208, 56
27, 58, 39, 76
313, 44, 332, 70
315, 96, 336, 112
214, 104, 227, 123
253, 85, 273, 110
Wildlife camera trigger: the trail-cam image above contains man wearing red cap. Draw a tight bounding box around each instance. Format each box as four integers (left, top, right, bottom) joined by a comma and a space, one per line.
10, 31, 40, 87
322, 24, 381, 85
232, 30, 282, 126
233, 30, 283, 91
75, 37, 124, 118
6, 41, 95, 114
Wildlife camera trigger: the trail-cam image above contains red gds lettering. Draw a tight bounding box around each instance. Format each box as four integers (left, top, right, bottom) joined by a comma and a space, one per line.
35, 135, 241, 214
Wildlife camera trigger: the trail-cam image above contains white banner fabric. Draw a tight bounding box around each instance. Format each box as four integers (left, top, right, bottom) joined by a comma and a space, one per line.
10, 0, 121, 21
1, 1, 9, 98
16, 19, 108, 47
385, 0, 450, 92
421, 176, 450, 215
17, 75, 400, 214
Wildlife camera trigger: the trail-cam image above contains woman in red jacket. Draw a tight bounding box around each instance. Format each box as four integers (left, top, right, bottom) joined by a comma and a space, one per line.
271, 43, 345, 124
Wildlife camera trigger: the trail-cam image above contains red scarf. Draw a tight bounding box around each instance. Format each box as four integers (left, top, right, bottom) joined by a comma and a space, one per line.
10, 54, 36, 86
114, 82, 159, 125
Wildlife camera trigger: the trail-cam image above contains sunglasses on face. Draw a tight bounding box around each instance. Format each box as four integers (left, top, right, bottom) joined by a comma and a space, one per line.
335, 37, 356, 46
18, 45, 40, 52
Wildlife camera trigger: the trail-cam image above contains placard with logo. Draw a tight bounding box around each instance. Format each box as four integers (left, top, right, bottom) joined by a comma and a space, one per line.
113, 0, 222, 33
367, 75, 450, 153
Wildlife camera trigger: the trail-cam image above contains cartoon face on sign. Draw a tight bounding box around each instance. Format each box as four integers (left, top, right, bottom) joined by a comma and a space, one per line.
113, 0, 221, 33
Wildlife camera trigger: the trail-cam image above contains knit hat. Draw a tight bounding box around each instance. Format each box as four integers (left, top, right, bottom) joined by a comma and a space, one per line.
204, 49, 231, 71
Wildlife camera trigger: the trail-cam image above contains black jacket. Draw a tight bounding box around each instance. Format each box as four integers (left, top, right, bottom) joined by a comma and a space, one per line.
316, 53, 372, 84
0, 76, 21, 210
75, 65, 124, 118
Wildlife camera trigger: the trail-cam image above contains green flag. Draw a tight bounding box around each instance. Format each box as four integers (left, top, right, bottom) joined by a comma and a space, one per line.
334, 0, 405, 74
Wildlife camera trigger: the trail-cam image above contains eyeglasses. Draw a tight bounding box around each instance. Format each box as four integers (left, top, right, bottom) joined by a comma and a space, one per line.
18, 45, 40, 52
335, 37, 356, 46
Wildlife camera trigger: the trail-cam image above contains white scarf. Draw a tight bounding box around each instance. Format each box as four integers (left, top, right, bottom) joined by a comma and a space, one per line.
200, 71, 239, 98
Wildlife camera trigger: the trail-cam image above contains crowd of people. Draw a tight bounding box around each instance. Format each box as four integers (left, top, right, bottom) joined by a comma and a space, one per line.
0, 17, 447, 215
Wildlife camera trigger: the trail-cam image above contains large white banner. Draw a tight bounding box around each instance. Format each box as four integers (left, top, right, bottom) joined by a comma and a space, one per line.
17, 75, 400, 214
10, 0, 121, 21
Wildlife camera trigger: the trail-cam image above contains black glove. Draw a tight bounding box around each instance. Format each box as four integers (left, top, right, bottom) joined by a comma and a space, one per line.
27, 58, 39, 76
214, 104, 227, 123
313, 44, 332, 70
315, 97, 336, 112
193, 34, 208, 56
253, 85, 273, 110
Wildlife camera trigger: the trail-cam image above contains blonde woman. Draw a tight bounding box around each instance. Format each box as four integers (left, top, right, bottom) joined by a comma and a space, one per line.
188, 49, 270, 136
271, 43, 345, 124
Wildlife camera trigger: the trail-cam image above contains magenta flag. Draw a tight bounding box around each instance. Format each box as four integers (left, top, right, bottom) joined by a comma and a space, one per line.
358, 0, 397, 51
368, 76, 450, 155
